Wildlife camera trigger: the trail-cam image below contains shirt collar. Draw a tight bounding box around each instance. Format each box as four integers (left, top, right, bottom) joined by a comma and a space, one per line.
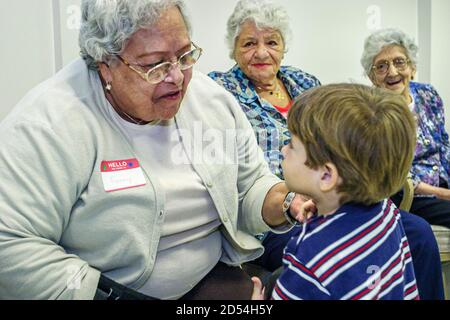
229, 65, 260, 103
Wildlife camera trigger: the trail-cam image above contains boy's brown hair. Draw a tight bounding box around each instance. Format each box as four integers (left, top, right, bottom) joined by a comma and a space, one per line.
288, 83, 416, 205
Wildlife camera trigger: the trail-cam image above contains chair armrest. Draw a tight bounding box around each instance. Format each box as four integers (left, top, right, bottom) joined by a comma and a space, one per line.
399, 178, 414, 211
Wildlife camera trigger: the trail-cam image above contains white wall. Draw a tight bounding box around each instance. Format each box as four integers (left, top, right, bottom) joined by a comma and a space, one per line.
59, 0, 82, 67
0, 0, 55, 120
1, 0, 449, 127
431, 0, 450, 134
175, 0, 418, 85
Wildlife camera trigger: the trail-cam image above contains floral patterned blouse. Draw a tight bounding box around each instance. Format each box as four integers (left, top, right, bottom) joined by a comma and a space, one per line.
208, 65, 321, 178
409, 82, 450, 188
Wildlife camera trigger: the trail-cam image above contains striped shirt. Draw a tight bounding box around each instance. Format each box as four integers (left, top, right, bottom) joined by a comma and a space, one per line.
272, 200, 419, 300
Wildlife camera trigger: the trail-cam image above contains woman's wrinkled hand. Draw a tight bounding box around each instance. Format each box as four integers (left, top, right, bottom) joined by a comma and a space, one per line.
251, 277, 265, 300
416, 182, 450, 201
297, 199, 317, 222
289, 195, 317, 223
436, 186, 450, 201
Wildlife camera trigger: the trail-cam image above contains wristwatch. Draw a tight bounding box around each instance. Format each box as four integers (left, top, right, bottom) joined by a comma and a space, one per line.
282, 192, 298, 226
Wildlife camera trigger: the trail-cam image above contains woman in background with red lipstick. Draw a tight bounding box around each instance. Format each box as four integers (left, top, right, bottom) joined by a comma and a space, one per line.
209, 0, 320, 180
362, 28, 450, 229
208, 0, 320, 275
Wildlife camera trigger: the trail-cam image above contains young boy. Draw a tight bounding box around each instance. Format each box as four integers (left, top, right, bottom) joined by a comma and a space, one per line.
253, 83, 419, 300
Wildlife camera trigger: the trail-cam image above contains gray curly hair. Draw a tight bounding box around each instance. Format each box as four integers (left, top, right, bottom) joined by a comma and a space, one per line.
79, 0, 191, 70
226, 0, 292, 59
361, 28, 419, 76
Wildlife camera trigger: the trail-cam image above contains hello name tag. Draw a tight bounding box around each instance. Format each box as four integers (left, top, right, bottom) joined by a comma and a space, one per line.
101, 159, 146, 192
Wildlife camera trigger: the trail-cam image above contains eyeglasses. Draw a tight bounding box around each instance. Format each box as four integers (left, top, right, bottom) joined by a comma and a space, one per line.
371, 57, 411, 75
116, 42, 203, 84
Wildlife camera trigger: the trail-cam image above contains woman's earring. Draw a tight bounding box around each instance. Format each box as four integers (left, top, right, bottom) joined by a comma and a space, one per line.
105, 83, 112, 91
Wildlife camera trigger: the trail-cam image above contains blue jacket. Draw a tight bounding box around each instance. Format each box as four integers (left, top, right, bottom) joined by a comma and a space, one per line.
209, 65, 321, 178
409, 82, 450, 188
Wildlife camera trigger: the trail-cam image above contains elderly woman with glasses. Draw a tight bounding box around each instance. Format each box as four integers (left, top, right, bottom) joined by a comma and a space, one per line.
362, 28, 450, 230
209, 1, 444, 300
0, 0, 300, 300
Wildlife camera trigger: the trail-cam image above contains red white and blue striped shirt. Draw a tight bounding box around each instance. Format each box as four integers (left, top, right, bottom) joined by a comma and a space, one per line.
272, 199, 419, 300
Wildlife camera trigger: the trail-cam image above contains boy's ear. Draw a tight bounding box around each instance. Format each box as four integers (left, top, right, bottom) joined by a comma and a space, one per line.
319, 162, 341, 192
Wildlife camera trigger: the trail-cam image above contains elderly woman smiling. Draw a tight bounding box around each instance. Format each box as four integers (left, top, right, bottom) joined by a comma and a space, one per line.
0, 0, 298, 300
362, 28, 450, 229
209, 0, 321, 179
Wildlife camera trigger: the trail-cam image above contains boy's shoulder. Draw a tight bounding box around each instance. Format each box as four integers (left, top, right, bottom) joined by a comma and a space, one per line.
291, 201, 395, 261
280, 200, 415, 299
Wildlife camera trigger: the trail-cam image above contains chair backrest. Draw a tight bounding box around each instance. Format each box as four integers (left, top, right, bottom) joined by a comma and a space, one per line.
399, 179, 414, 211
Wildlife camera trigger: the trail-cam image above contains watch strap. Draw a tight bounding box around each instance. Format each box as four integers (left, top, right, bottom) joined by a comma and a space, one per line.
282, 192, 298, 226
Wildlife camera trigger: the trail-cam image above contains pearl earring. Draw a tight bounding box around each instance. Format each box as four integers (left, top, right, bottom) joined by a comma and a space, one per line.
105, 83, 112, 91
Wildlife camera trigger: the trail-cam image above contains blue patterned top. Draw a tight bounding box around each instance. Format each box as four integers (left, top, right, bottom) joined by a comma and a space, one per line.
208, 65, 321, 178
410, 82, 450, 188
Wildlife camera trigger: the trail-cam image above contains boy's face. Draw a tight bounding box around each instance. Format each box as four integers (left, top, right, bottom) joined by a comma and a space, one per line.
281, 135, 321, 198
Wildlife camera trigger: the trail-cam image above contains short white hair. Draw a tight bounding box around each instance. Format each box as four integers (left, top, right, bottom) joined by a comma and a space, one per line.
361, 28, 419, 76
226, 0, 292, 59
79, 0, 191, 70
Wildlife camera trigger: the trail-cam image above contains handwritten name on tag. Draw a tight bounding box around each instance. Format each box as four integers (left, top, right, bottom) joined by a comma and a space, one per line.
101, 159, 146, 192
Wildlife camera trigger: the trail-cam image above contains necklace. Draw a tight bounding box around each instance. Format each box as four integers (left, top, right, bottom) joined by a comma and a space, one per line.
120, 109, 149, 125
256, 80, 285, 100
104, 88, 151, 125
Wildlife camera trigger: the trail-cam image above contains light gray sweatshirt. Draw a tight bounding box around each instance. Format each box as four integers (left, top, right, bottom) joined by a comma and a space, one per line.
0, 59, 282, 299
